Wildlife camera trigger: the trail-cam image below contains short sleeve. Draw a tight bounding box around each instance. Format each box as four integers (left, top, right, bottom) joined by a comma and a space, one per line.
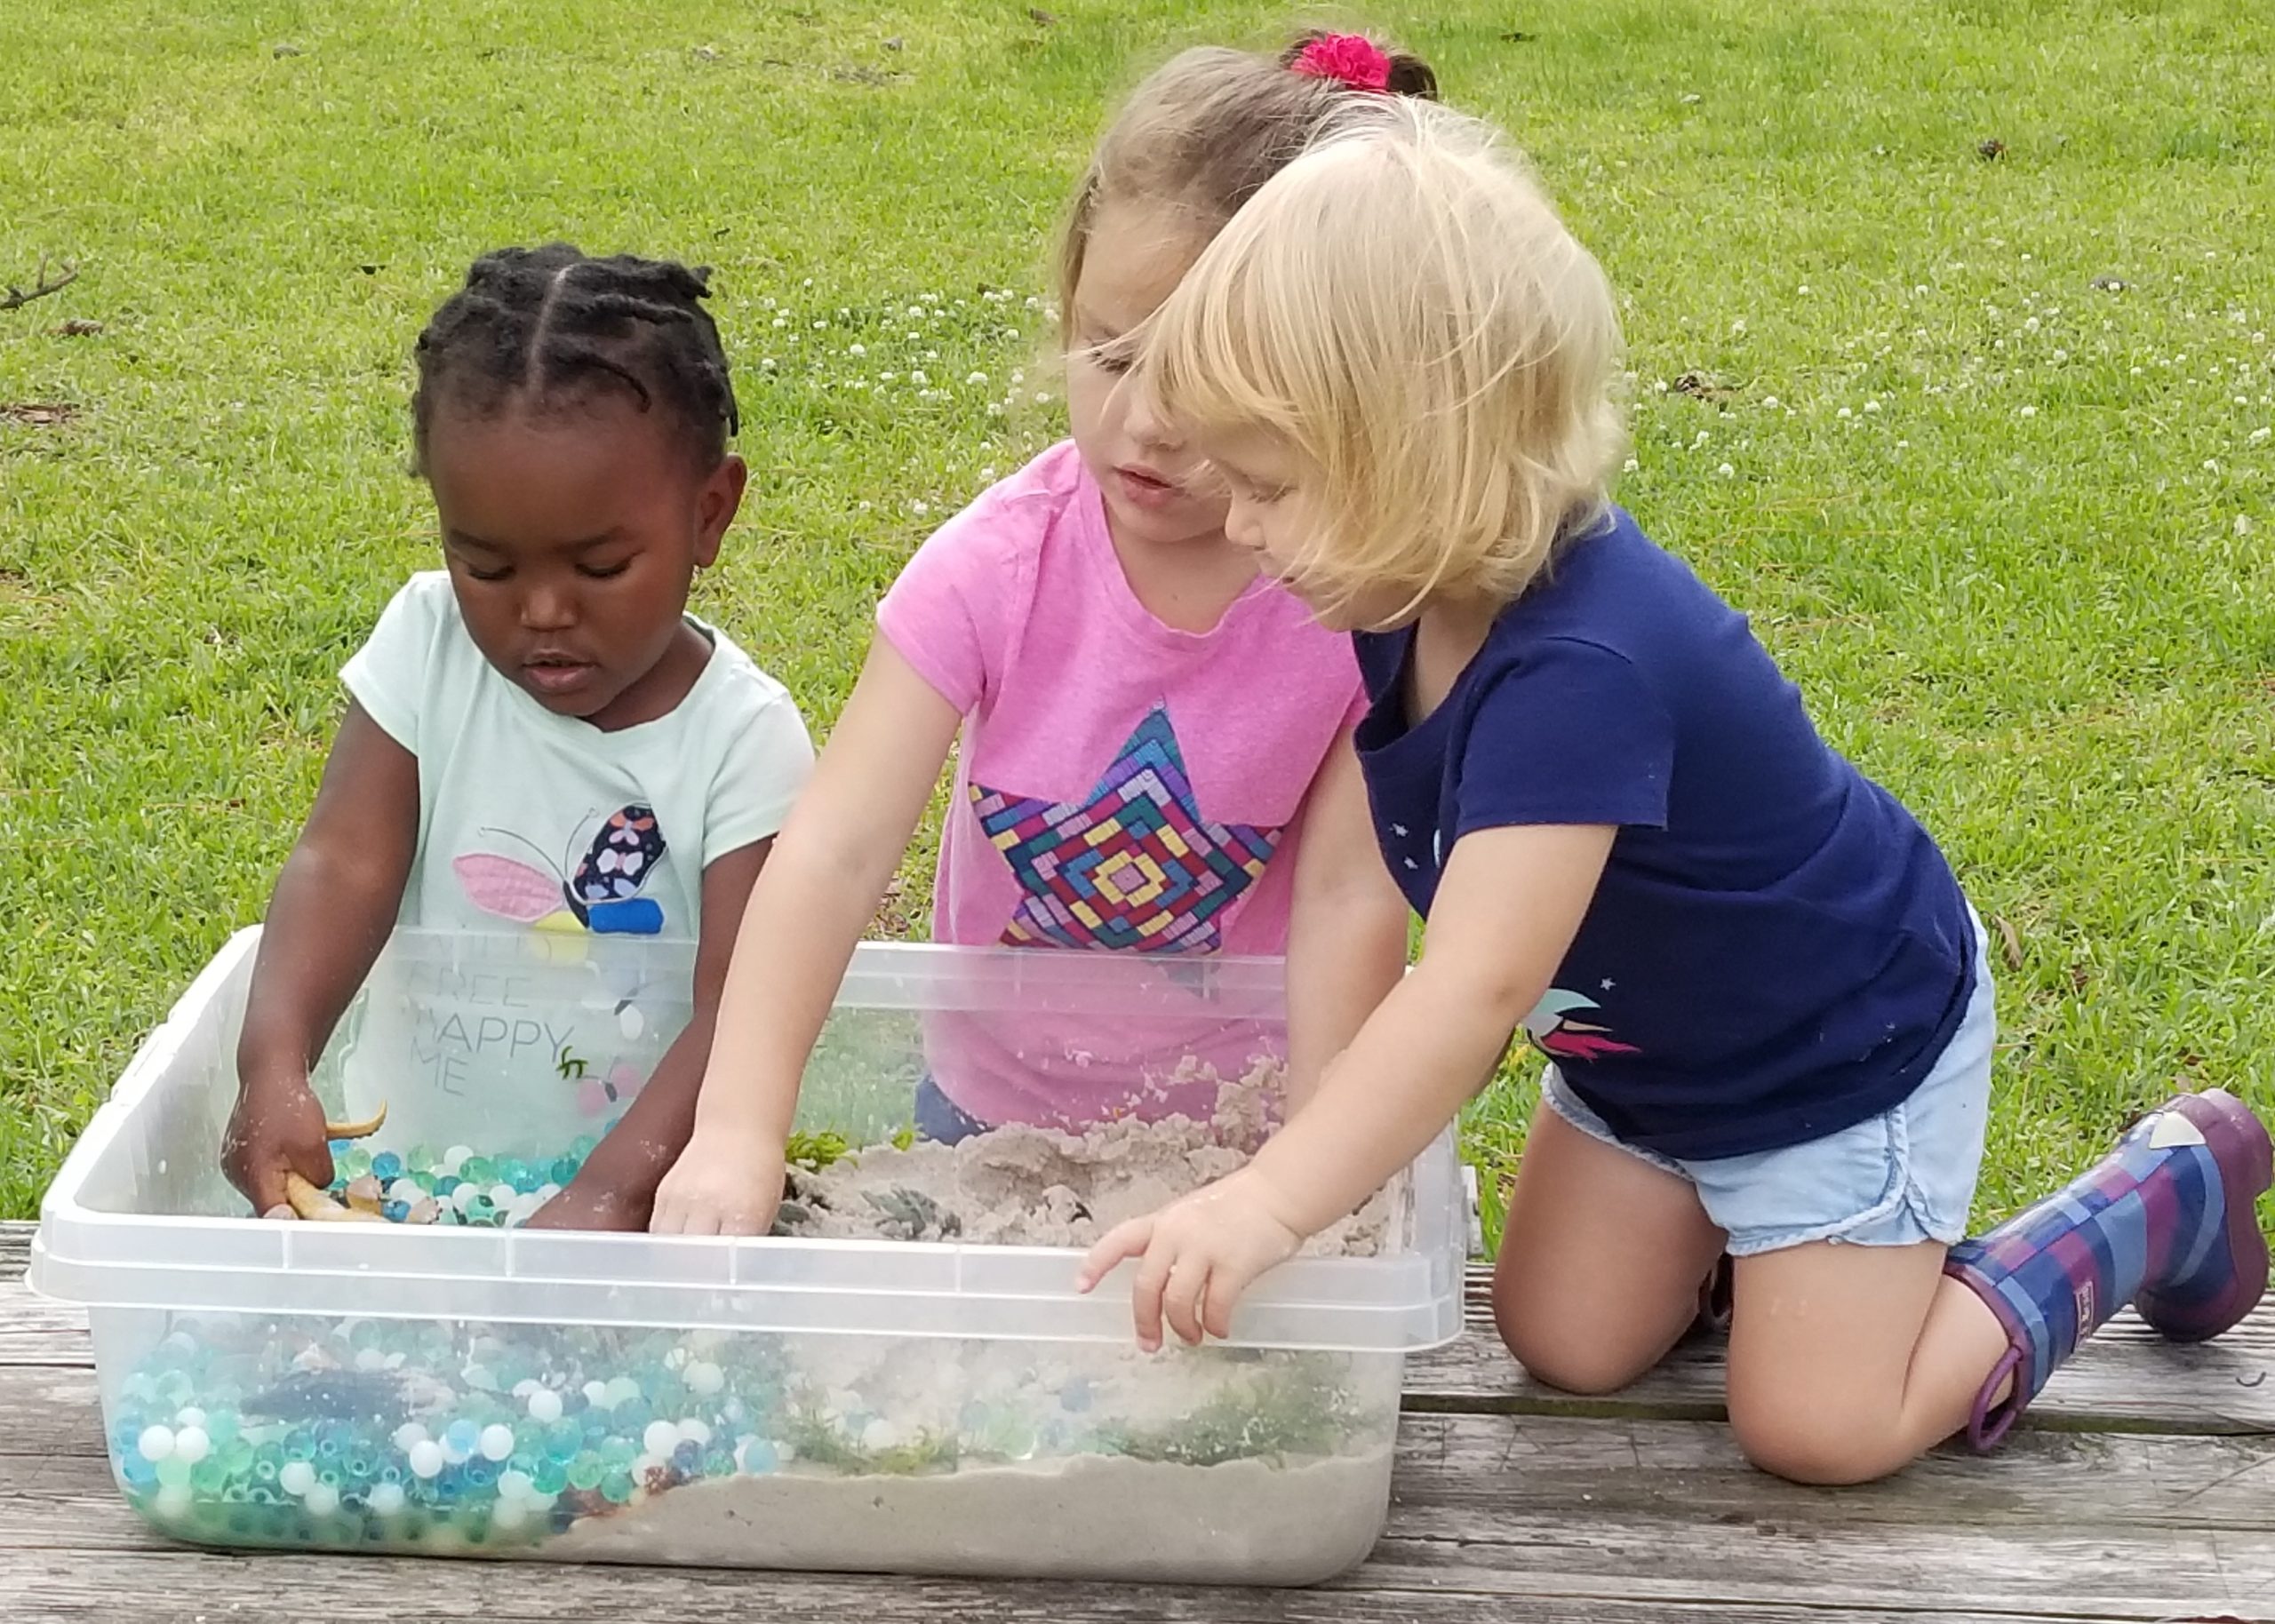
1455, 637, 1674, 834
701, 691, 817, 863
874, 484, 1036, 714
339, 572, 454, 755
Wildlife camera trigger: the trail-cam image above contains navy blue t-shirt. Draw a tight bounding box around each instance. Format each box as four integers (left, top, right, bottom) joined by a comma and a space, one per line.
1353, 509, 1976, 1160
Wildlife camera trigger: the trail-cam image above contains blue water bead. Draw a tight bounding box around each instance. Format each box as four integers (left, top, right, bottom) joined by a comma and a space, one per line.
500, 1158, 540, 1195
611, 1396, 652, 1437
328, 1139, 353, 1160
371, 1151, 403, 1182
435, 1174, 462, 1198
381, 1200, 410, 1223
118, 1452, 159, 1491
466, 1457, 499, 1490
442, 1419, 481, 1461
736, 1438, 778, 1475
670, 1440, 700, 1474
549, 1157, 581, 1188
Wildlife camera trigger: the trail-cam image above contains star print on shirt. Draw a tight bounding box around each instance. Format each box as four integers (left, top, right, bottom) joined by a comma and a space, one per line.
970, 705, 1282, 952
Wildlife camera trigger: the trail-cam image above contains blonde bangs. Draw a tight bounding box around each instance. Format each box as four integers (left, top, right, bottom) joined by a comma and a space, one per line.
1145, 100, 1629, 628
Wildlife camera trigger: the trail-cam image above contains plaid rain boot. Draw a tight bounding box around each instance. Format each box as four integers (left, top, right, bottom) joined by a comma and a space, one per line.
1944, 1087, 2272, 1449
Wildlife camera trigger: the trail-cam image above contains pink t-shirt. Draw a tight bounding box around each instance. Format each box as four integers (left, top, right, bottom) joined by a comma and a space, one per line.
875, 441, 1365, 1128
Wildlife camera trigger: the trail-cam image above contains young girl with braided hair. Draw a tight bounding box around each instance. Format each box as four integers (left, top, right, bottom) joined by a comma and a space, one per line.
651, 34, 1435, 1235
223, 244, 814, 1230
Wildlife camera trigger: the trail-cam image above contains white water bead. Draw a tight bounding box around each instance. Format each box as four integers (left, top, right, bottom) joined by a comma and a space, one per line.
491, 1496, 531, 1532
643, 1421, 680, 1458
490, 1182, 516, 1209
302, 1481, 340, 1518
498, 1469, 535, 1501
442, 1145, 474, 1175
582, 1381, 611, 1409
173, 1406, 206, 1429
367, 1481, 406, 1517
683, 1361, 723, 1397
479, 1424, 516, 1462
278, 1460, 316, 1499
526, 1388, 563, 1425
154, 1484, 194, 1520
171, 1426, 211, 1466
408, 1440, 445, 1479
677, 1419, 712, 1447
391, 1422, 428, 1453
136, 1425, 176, 1463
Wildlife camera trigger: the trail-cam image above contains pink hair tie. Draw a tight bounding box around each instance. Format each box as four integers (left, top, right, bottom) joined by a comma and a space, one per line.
1291, 33, 1393, 93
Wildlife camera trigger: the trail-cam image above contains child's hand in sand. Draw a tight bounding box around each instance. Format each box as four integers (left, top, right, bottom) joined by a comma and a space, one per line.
649, 1131, 786, 1237
1077, 1170, 1304, 1351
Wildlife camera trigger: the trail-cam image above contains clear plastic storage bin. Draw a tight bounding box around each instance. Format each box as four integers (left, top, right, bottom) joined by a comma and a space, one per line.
32, 928, 1464, 1584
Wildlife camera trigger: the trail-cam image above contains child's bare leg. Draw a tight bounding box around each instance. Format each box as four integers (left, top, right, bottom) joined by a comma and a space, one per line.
1494, 1101, 1727, 1394
1726, 1240, 2008, 1485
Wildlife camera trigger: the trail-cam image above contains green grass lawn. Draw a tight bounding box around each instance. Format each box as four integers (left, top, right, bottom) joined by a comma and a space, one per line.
3, 0, 2271, 1234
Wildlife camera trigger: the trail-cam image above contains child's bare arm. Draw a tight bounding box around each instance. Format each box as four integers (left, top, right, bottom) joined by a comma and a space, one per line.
223, 704, 419, 1214
649, 640, 962, 1235
1083, 822, 1615, 1349
1282, 728, 1410, 1115
524, 837, 772, 1230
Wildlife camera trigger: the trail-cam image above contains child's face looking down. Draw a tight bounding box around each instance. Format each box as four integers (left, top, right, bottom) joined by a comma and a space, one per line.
1063, 204, 1231, 550
423, 397, 746, 730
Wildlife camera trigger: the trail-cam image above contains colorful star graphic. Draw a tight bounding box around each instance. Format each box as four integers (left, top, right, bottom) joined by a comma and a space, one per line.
970, 707, 1281, 952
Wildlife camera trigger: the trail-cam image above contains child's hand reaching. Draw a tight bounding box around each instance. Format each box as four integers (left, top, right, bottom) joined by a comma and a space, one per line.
221, 1073, 336, 1218
649, 1132, 787, 1236
1077, 1170, 1305, 1351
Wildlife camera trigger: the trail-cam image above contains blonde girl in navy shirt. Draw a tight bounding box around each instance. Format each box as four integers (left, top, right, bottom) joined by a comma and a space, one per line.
1081, 95, 2271, 1484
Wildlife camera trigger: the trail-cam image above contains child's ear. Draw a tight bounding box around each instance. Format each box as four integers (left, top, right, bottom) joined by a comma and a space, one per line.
692, 454, 749, 568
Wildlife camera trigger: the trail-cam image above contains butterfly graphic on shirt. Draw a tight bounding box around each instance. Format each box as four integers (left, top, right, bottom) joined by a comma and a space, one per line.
1523, 989, 1641, 1063
452, 806, 670, 936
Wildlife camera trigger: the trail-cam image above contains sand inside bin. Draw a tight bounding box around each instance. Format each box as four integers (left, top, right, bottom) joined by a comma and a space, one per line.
540, 1446, 1394, 1582
775, 1056, 1396, 1255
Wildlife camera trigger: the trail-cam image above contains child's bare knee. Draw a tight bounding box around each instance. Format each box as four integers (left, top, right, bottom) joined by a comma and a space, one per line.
1494, 1301, 1656, 1396
1731, 1405, 1904, 1486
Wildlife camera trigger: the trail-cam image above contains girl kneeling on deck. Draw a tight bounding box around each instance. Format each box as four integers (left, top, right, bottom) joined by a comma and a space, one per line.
1079, 95, 2272, 1484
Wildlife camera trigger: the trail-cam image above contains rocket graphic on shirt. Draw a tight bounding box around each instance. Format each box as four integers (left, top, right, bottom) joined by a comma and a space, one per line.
969, 706, 1281, 952
1523, 989, 1641, 1062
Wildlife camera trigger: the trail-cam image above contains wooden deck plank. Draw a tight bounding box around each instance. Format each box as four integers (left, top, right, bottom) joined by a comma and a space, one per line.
8, 1437, 2275, 1621
0, 1551, 2159, 1624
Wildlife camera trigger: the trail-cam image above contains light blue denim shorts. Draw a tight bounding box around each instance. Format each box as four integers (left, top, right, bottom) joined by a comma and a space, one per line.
1543, 915, 1996, 1258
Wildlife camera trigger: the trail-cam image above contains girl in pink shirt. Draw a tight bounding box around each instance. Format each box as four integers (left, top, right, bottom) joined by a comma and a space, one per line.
653, 35, 1435, 1234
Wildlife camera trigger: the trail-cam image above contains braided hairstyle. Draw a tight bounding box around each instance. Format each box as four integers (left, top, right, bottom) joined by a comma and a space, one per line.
411, 244, 741, 474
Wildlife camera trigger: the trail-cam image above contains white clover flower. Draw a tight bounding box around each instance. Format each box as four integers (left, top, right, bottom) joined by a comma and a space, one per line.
1717, 462, 1735, 477
1761, 395, 1780, 410
2053, 349, 2069, 363
966, 370, 987, 386
1731, 319, 1747, 335
912, 499, 930, 515
1798, 284, 1812, 296
760, 358, 777, 370
2019, 405, 2037, 418
858, 499, 873, 512
979, 466, 998, 482
911, 370, 929, 386
811, 320, 826, 330
2239, 515, 2255, 536
1690, 429, 1711, 448
907, 305, 924, 318
2024, 316, 2041, 333
2204, 459, 2221, 474
1837, 406, 1853, 419
926, 349, 940, 362
848, 343, 866, 357
2251, 426, 2271, 445
1864, 400, 1881, 414
1623, 456, 1640, 473
1914, 284, 1930, 295
802, 277, 815, 288
772, 315, 787, 329
1896, 439, 1910, 450
1034, 391, 1052, 403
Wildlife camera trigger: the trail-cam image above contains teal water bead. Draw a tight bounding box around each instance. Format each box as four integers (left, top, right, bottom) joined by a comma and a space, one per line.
461, 1156, 497, 1188
544, 1420, 582, 1462
466, 1195, 498, 1226
571, 1135, 598, 1160
549, 1156, 580, 1187
206, 1410, 242, 1449
611, 1396, 651, 1436
598, 1437, 637, 1473
371, 1151, 403, 1182
338, 1147, 373, 1181
407, 1142, 438, 1174
191, 1456, 230, 1495
532, 1458, 568, 1496
567, 1452, 605, 1492
155, 1454, 194, 1489
599, 1469, 635, 1505
702, 1447, 736, 1479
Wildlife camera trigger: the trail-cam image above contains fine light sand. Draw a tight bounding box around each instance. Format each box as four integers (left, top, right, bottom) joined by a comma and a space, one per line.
541, 1446, 1395, 1584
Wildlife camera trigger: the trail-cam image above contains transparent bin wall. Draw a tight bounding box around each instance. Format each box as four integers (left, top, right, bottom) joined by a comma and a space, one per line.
88, 1302, 1399, 1584
120, 930, 1302, 1214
